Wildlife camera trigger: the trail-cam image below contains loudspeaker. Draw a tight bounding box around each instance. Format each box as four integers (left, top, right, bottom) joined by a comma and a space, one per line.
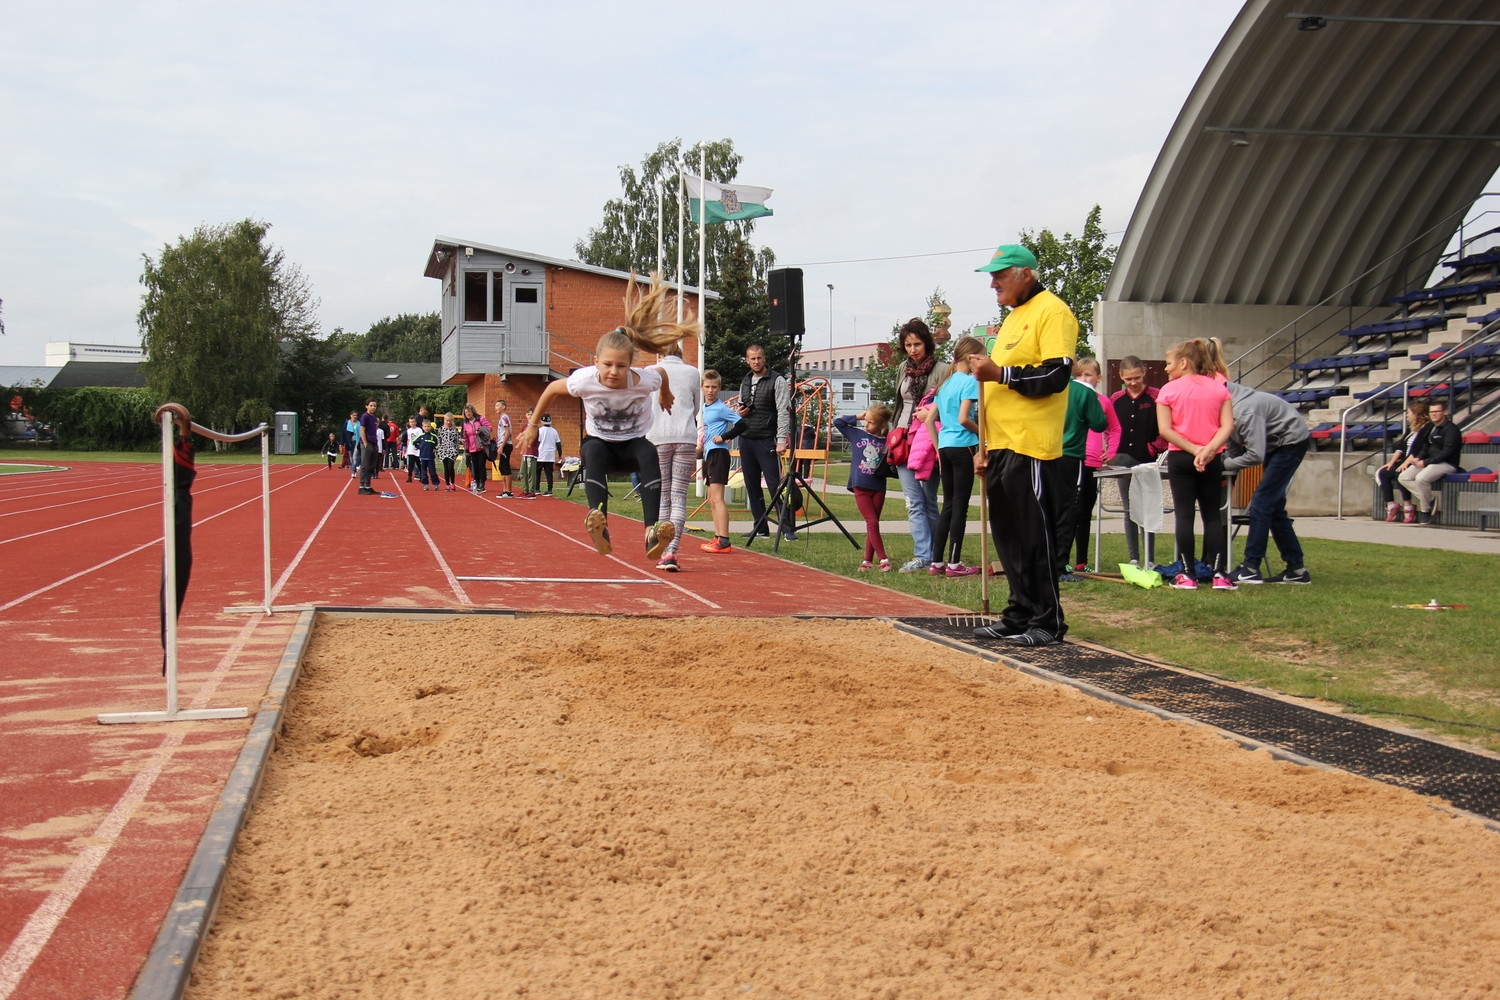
767, 267, 805, 339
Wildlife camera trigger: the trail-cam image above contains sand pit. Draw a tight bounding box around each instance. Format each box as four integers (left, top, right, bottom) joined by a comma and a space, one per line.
185, 616, 1499, 998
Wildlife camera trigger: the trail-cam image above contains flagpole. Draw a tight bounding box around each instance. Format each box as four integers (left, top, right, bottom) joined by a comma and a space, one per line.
676, 164, 686, 325
698, 144, 707, 368
656, 180, 664, 276
696, 144, 709, 500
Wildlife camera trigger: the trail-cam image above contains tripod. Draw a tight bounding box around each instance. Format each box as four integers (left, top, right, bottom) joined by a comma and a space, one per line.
745, 337, 858, 553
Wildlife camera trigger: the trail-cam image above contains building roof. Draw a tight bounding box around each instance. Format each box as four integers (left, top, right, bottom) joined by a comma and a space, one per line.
1107, 0, 1500, 308
424, 237, 720, 299
47, 361, 148, 389
0, 367, 59, 390
345, 362, 447, 388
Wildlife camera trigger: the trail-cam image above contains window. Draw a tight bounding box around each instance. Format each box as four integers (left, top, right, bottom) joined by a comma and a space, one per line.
463, 271, 505, 322
515, 287, 538, 304
842, 383, 855, 400
464, 271, 488, 322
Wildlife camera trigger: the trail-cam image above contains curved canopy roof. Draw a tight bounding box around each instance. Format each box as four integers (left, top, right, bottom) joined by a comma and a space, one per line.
1107, 0, 1500, 308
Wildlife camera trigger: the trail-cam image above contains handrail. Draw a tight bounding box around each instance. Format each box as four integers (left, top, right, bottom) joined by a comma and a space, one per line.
1335, 313, 1500, 518
1231, 192, 1500, 386
190, 421, 268, 443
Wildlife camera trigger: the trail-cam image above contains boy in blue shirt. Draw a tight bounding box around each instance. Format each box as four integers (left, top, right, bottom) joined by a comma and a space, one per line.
698, 369, 746, 553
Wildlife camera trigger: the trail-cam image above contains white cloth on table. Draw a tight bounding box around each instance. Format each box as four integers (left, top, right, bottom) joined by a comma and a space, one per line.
1128, 462, 1165, 533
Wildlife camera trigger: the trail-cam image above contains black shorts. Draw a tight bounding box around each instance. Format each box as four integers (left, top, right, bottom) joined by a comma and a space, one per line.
703, 448, 731, 485
497, 445, 513, 476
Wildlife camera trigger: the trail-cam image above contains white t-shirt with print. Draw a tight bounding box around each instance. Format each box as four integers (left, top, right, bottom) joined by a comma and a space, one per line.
566, 365, 662, 442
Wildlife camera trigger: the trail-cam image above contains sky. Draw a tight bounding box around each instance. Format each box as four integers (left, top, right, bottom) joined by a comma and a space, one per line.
0, 0, 1251, 367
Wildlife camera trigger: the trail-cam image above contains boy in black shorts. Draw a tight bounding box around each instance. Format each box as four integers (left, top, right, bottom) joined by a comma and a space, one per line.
698, 369, 746, 553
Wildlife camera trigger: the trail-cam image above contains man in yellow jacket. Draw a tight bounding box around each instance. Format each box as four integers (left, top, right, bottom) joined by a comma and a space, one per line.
968, 244, 1078, 647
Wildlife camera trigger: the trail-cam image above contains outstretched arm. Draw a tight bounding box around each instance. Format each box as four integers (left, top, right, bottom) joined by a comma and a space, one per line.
517, 381, 573, 454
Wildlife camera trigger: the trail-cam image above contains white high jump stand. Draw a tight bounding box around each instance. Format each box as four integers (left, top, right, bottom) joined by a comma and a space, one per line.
97, 407, 268, 725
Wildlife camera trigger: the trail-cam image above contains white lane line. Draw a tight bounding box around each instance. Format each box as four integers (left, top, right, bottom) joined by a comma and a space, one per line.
458, 576, 664, 584
475, 494, 721, 610
393, 482, 471, 605
0, 472, 278, 546
0, 465, 247, 509
267, 477, 349, 604
0, 468, 321, 614
0, 614, 264, 1000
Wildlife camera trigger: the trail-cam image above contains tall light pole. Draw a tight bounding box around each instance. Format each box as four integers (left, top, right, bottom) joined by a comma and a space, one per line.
827, 283, 834, 373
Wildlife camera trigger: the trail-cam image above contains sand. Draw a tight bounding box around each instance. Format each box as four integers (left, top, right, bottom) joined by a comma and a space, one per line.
185, 617, 1499, 999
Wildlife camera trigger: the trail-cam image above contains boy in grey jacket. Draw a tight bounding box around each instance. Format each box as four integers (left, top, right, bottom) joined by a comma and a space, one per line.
1223, 382, 1312, 585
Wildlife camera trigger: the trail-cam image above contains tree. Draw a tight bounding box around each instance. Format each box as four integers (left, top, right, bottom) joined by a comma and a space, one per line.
578, 138, 783, 388
864, 289, 956, 405
1018, 205, 1116, 358
273, 331, 365, 446
139, 220, 316, 432
364, 313, 441, 364
575, 138, 775, 288
702, 238, 788, 388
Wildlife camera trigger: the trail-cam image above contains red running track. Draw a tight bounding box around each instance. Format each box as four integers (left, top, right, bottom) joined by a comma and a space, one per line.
0, 461, 957, 999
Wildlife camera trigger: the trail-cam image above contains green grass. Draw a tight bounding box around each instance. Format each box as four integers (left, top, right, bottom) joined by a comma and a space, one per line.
568, 475, 1500, 753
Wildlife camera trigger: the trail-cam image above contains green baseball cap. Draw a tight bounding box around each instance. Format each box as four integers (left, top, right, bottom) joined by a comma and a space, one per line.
976, 244, 1039, 273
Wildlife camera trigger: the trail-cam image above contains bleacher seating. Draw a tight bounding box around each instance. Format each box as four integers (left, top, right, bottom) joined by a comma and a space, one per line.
1289, 351, 1392, 377
1242, 237, 1500, 479
1339, 315, 1449, 344
1388, 280, 1500, 306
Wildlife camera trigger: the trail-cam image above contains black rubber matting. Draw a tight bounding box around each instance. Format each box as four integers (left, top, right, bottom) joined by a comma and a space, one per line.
899, 617, 1500, 824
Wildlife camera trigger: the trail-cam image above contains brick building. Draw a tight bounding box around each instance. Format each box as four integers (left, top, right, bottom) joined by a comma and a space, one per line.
424, 237, 712, 452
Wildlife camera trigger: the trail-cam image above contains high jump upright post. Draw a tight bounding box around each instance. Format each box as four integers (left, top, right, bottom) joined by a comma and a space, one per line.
98, 407, 265, 725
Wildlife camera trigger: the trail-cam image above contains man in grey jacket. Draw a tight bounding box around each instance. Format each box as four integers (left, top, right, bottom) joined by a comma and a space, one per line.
1223, 382, 1312, 585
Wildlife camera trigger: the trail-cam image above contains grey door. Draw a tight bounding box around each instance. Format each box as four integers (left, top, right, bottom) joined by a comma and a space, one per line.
509, 282, 545, 365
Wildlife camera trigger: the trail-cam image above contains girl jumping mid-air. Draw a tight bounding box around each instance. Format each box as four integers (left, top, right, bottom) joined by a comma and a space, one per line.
516, 273, 692, 561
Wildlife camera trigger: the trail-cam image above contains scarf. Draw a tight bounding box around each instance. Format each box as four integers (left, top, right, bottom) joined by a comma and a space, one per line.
903, 353, 936, 411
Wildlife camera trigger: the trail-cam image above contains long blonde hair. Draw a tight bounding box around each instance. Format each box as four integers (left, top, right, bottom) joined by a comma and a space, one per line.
598, 272, 699, 359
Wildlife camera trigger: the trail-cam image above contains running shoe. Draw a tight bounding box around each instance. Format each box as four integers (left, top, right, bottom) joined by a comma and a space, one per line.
858, 561, 873, 571
1169, 573, 1198, 590
645, 521, 675, 561
945, 564, 980, 578
1270, 567, 1312, 585
1228, 564, 1264, 585
656, 555, 679, 572
897, 558, 927, 573
1006, 628, 1060, 647
584, 507, 611, 555
1212, 573, 1238, 591
972, 621, 1024, 640
700, 538, 733, 554
1384, 501, 1400, 522
878, 558, 892, 572
928, 563, 946, 577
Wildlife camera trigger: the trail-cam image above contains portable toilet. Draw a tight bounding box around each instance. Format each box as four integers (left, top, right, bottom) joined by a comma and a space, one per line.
274, 411, 299, 455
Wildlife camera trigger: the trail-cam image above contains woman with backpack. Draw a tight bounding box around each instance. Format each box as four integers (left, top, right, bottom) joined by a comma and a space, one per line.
462, 404, 494, 494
